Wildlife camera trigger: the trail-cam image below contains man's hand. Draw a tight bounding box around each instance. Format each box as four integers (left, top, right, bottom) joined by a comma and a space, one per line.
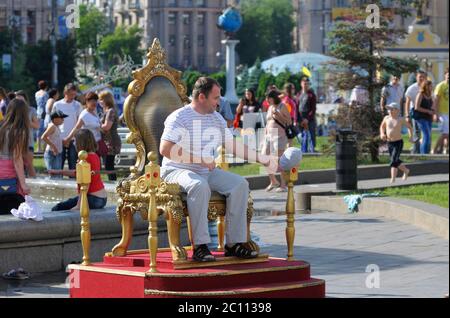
201, 161, 216, 171
380, 134, 387, 142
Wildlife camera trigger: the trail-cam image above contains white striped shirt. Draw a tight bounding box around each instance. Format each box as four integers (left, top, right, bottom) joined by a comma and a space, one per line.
161, 104, 234, 175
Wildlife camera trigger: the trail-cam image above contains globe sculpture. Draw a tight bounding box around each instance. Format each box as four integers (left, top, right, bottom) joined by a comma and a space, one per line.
217, 7, 243, 37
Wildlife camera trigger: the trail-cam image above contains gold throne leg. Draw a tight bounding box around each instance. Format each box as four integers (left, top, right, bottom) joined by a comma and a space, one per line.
112, 207, 134, 257
166, 213, 188, 261
217, 215, 225, 252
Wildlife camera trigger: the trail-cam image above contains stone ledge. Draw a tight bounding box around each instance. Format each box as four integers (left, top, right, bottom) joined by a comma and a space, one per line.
0, 208, 190, 273
311, 196, 449, 240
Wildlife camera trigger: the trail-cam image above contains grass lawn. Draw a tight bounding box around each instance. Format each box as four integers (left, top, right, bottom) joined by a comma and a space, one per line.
382, 183, 449, 208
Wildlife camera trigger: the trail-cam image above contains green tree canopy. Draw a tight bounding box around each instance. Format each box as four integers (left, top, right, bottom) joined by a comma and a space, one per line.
326, 0, 419, 162
98, 25, 144, 67
236, 0, 295, 66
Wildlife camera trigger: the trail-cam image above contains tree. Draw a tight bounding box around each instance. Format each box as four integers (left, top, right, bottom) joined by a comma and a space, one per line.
256, 72, 276, 100
75, 4, 109, 72
209, 71, 227, 95
327, 0, 419, 162
182, 69, 204, 96
22, 37, 78, 94
98, 25, 144, 68
236, 65, 249, 97
236, 0, 295, 66
246, 57, 264, 91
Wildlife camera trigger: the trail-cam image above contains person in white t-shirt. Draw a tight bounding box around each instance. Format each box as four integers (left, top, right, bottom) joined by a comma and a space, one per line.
64, 92, 103, 155
160, 77, 278, 263
53, 83, 83, 170
404, 70, 428, 154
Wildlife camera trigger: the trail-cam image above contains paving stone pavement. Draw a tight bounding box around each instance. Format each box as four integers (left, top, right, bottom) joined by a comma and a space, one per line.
0, 212, 448, 298
251, 212, 449, 298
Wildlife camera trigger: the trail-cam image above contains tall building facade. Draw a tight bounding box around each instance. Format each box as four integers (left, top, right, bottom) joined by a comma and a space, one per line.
107, 0, 233, 72
293, 0, 449, 54
0, 0, 75, 45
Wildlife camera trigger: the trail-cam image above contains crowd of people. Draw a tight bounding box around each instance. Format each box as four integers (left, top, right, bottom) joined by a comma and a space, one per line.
0, 81, 122, 214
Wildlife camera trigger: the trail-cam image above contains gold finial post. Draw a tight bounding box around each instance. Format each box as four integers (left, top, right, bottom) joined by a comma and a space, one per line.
216, 145, 229, 171
77, 151, 92, 266
283, 167, 298, 261
146, 152, 161, 273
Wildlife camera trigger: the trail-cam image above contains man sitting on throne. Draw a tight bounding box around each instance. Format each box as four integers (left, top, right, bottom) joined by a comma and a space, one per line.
159, 77, 277, 262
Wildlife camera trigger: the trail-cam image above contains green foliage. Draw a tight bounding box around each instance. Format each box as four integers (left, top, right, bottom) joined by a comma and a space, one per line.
182, 69, 205, 96
209, 71, 227, 95
236, 0, 295, 65
256, 72, 276, 100
98, 25, 144, 67
236, 66, 249, 97
75, 4, 108, 52
246, 57, 264, 91
326, 1, 419, 162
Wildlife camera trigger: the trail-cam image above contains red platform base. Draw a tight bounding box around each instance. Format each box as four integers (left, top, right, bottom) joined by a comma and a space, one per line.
68, 251, 325, 298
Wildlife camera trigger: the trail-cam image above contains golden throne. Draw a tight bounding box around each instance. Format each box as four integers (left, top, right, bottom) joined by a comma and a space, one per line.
111, 39, 259, 271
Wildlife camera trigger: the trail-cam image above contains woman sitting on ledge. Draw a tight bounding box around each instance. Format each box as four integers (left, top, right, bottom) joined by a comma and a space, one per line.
51, 129, 107, 211
0, 99, 32, 215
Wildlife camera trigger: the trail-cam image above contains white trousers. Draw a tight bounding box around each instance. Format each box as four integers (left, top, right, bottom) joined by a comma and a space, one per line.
161, 167, 249, 246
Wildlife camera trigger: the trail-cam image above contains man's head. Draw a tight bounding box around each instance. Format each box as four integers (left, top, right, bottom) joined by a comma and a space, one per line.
301, 77, 310, 91
391, 74, 400, 85
63, 83, 78, 101
416, 70, 427, 85
445, 67, 449, 83
192, 77, 221, 114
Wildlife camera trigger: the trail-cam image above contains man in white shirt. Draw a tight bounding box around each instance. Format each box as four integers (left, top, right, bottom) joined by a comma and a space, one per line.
53, 83, 82, 170
160, 77, 277, 262
404, 70, 427, 154
380, 75, 404, 114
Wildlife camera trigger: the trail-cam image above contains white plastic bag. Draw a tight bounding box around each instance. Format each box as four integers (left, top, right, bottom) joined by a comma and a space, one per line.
11, 195, 44, 222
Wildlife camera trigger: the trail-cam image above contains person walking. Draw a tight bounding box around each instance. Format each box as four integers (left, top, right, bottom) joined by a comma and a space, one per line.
380, 74, 404, 114
53, 83, 83, 170
41, 110, 67, 180
414, 80, 436, 154
262, 89, 291, 193
296, 77, 317, 153
405, 70, 428, 154
99, 91, 121, 181
432, 68, 449, 154
35, 80, 49, 152
64, 92, 106, 158
380, 102, 414, 183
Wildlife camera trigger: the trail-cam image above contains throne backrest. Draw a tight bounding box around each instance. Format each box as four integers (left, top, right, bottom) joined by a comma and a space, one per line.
123, 38, 190, 174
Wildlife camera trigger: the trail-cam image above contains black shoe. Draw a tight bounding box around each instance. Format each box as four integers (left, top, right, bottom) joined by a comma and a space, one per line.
225, 243, 259, 259
193, 244, 216, 262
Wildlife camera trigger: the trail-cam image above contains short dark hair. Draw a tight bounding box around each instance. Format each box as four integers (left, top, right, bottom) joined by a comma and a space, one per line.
445, 67, 449, 74
64, 83, 77, 95
7, 92, 16, 100
48, 88, 58, 99
301, 77, 310, 83
38, 80, 48, 90
75, 129, 98, 153
266, 89, 281, 105
85, 92, 99, 101
192, 77, 221, 99
417, 70, 427, 76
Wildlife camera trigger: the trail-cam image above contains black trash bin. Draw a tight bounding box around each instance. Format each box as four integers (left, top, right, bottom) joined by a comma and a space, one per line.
335, 129, 357, 191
